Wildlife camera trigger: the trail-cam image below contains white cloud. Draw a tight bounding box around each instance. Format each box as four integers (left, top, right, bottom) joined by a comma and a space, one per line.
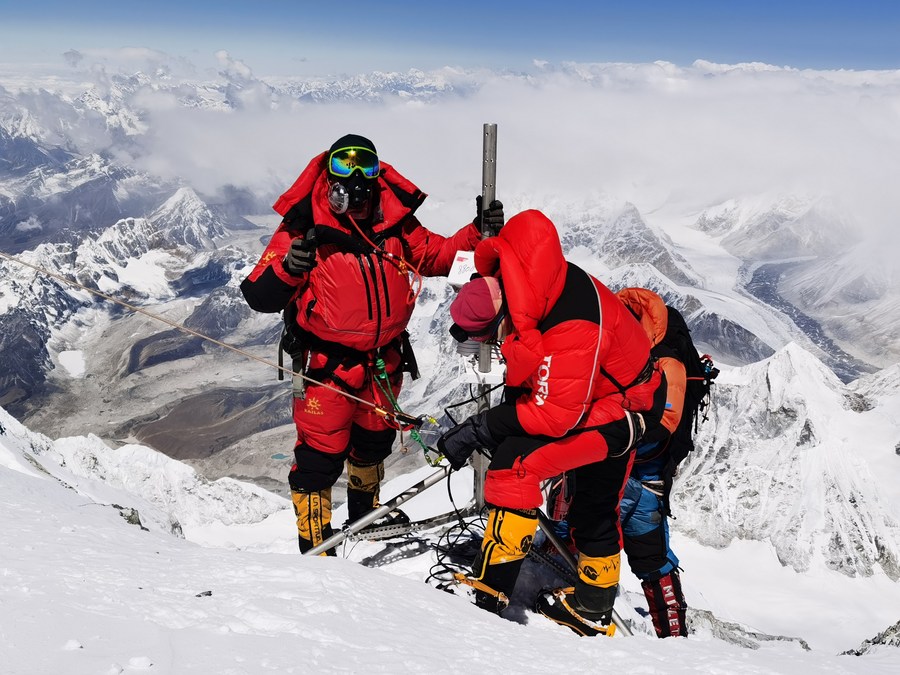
148, 63, 900, 203
15, 216, 42, 233
214, 50, 255, 83
12, 54, 900, 256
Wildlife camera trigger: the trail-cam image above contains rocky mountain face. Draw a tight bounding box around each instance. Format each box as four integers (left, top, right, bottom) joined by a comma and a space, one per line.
695, 195, 896, 373
675, 343, 900, 580
842, 619, 900, 656
0, 186, 242, 414
0, 152, 160, 254
561, 202, 701, 287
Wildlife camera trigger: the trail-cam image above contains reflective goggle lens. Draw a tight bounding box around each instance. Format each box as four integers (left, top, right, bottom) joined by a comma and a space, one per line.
328, 147, 380, 179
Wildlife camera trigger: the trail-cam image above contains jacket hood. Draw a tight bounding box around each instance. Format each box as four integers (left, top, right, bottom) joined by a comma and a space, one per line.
473, 209, 567, 333
272, 151, 426, 234
615, 287, 669, 347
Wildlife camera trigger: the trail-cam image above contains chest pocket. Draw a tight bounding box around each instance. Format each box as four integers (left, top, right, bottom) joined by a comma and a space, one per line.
297, 243, 416, 351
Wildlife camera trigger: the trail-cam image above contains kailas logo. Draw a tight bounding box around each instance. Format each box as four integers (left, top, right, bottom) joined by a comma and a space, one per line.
262, 250, 279, 265
304, 397, 324, 416
534, 355, 553, 406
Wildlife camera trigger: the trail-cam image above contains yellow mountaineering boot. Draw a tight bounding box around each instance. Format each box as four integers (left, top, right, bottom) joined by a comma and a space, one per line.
346, 459, 384, 521
345, 459, 409, 528
291, 488, 335, 555
535, 552, 621, 636
461, 507, 538, 614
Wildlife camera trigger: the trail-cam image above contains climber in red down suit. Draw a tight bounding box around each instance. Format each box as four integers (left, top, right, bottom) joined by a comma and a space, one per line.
240, 133, 502, 553
438, 209, 665, 635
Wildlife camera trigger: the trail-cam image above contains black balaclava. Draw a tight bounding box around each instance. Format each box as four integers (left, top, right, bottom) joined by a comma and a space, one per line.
326, 134, 380, 221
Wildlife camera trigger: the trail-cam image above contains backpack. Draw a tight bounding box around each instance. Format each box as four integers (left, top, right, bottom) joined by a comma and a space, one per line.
655, 305, 719, 467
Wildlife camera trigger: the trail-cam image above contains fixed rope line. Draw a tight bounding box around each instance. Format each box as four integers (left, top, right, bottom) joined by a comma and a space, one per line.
0, 249, 422, 427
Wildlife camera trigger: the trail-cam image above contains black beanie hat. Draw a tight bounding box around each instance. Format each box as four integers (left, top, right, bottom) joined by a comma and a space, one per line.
329, 134, 377, 156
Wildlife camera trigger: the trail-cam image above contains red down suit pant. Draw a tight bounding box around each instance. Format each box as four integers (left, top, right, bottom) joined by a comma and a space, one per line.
287, 350, 403, 495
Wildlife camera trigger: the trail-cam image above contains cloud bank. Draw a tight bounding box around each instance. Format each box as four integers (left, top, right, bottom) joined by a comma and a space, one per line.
5, 53, 900, 251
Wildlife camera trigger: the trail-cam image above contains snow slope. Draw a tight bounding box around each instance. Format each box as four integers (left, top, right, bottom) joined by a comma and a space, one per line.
2, 405, 899, 674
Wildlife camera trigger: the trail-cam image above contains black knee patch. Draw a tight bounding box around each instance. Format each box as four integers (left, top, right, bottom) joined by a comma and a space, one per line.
623, 528, 670, 577
348, 424, 396, 465
489, 435, 546, 470
574, 581, 618, 615
289, 443, 348, 492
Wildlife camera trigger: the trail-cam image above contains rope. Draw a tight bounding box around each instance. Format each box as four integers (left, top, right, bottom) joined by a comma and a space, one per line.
372, 357, 443, 466
0, 248, 420, 427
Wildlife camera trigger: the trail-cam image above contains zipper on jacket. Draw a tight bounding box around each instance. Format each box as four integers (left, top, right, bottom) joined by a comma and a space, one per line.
365, 254, 383, 346
356, 255, 374, 321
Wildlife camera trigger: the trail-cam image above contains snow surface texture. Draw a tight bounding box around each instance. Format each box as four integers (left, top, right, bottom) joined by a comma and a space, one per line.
2, 401, 899, 674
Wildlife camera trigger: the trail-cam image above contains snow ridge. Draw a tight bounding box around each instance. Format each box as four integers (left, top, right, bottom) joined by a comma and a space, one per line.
676, 344, 900, 579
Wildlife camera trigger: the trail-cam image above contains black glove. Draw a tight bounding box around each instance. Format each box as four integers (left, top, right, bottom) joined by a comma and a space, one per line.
283, 237, 317, 276
437, 412, 497, 471
474, 195, 505, 236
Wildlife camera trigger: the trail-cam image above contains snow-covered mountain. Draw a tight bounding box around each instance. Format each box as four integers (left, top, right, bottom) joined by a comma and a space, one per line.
562, 201, 702, 287
844, 620, 900, 656
0, 405, 287, 537
1, 146, 892, 495
698, 195, 857, 262
1, 63, 895, 375
0, 185, 244, 414
693, 194, 894, 374
676, 343, 900, 579
778, 243, 900, 369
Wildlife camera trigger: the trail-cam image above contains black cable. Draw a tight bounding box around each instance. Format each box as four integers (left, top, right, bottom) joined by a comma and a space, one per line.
424, 471, 489, 590
441, 382, 504, 427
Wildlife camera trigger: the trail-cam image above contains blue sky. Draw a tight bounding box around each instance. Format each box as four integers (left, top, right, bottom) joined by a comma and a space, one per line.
1, 0, 899, 75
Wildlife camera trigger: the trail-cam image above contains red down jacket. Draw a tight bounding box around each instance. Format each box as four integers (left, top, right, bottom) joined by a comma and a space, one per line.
240, 151, 481, 353
477, 210, 662, 443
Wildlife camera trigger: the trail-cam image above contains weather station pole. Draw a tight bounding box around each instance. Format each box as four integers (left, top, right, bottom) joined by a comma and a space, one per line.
473, 123, 498, 511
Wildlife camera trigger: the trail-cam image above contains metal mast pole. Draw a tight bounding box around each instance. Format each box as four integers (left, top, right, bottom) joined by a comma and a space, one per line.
473, 123, 497, 511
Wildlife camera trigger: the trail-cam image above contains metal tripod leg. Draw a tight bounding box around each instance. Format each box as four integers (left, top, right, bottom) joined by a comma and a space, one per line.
304, 466, 452, 556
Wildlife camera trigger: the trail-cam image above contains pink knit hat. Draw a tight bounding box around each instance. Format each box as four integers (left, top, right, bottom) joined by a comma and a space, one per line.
450, 276, 504, 338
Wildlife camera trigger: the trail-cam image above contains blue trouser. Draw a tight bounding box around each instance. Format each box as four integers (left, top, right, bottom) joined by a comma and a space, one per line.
619, 474, 679, 581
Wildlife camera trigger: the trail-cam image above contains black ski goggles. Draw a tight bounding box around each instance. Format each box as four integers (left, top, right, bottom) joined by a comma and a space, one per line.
328, 146, 380, 179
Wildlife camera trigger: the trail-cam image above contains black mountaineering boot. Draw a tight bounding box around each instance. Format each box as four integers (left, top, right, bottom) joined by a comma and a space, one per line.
534, 587, 616, 637
535, 552, 622, 636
